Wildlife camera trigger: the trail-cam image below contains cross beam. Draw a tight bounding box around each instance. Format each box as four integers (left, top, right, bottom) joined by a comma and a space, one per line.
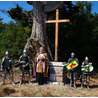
46, 9, 70, 61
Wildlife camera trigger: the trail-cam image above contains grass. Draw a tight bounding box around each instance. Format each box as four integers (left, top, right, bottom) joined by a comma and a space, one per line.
0, 69, 98, 97
0, 81, 98, 97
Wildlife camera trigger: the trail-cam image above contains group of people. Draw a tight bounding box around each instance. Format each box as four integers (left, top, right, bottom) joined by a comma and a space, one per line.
0, 46, 49, 85
0, 47, 93, 87
64, 52, 93, 88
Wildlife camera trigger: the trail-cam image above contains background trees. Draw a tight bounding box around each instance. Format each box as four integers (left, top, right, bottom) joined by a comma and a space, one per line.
0, 20, 31, 60
0, 1, 98, 70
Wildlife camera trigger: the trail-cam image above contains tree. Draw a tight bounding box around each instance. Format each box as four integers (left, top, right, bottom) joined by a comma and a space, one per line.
8, 4, 33, 27
0, 18, 5, 33
24, 2, 47, 59
8, 1, 79, 61
25, 1, 65, 60
1, 1, 98, 71
0, 21, 31, 59
8, 2, 54, 60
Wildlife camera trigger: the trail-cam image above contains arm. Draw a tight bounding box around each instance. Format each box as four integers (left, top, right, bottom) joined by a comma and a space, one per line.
1, 57, 5, 70
68, 58, 71, 63
19, 56, 22, 62
35, 53, 39, 63
81, 62, 85, 67
76, 58, 79, 64
44, 53, 48, 61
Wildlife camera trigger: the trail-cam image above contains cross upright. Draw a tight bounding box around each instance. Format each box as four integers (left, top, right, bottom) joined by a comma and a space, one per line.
46, 9, 70, 61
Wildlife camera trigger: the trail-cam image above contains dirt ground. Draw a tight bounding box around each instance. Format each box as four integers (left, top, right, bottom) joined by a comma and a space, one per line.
0, 79, 98, 97
0, 68, 98, 97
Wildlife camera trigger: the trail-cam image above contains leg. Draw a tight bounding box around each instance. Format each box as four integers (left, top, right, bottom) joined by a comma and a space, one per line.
37, 73, 41, 85
39, 73, 44, 85
3, 70, 7, 85
36, 72, 38, 82
28, 71, 31, 84
0, 71, 4, 85
87, 73, 90, 89
19, 71, 24, 86
70, 72, 74, 87
38, 73, 44, 85
9, 70, 14, 84
80, 73, 83, 88
73, 72, 77, 88
63, 72, 68, 84
70, 72, 72, 87
26, 71, 31, 84
43, 74, 48, 84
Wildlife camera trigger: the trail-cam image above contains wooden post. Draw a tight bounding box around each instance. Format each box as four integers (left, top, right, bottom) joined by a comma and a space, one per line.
55, 9, 59, 61
46, 9, 70, 61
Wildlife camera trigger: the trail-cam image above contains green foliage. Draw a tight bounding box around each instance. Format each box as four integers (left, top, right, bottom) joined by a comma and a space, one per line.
0, 20, 31, 59
0, 1, 98, 70
47, 1, 98, 70
0, 18, 5, 33
76, 1, 92, 14
8, 4, 33, 27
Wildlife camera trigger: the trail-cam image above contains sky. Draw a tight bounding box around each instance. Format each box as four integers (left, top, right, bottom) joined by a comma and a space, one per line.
0, 1, 32, 23
0, 1, 98, 23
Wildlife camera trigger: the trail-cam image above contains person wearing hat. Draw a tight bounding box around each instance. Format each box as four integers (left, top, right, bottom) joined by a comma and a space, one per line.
1, 51, 14, 84
67, 52, 79, 87
19, 49, 30, 85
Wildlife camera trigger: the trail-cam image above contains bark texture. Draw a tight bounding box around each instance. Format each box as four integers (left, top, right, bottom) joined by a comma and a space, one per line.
25, 2, 52, 60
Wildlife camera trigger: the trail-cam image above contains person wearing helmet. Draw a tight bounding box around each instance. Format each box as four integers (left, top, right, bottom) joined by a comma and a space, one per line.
1, 51, 14, 84
67, 52, 79, 87
82, 56, 89, 67
81, 56, 92, 88
81, 56, 90, 73
68, 52, 76, 63
19, 49, 30, 85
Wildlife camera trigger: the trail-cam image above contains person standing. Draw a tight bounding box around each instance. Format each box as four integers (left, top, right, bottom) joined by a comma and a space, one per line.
68, 52, 79, 87
19, 49, 30, 85
1, 51, 14, 85
35, 47, 49, 85
81, 56, 93, 88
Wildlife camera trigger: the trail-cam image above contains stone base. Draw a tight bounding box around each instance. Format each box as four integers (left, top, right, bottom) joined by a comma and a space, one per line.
49, 62, 65, 82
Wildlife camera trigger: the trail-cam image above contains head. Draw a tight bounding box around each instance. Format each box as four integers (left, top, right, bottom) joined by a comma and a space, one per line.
5, 51, 9, 57
85, 56, 89, 61
82, 62, 84, 65
71, 52, 75, 58
39, 47, 45, 53
23, 49, 27, 56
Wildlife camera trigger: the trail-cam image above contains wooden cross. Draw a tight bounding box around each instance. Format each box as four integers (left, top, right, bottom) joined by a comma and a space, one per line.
46, 9, 70, 61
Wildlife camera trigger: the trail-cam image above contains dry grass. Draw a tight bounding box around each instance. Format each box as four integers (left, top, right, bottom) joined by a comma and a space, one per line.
0, 72, 98, 97
0, 81, 98, 97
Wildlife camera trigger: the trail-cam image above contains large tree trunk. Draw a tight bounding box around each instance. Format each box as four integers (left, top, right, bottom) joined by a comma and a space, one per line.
25, 1, 52, 60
